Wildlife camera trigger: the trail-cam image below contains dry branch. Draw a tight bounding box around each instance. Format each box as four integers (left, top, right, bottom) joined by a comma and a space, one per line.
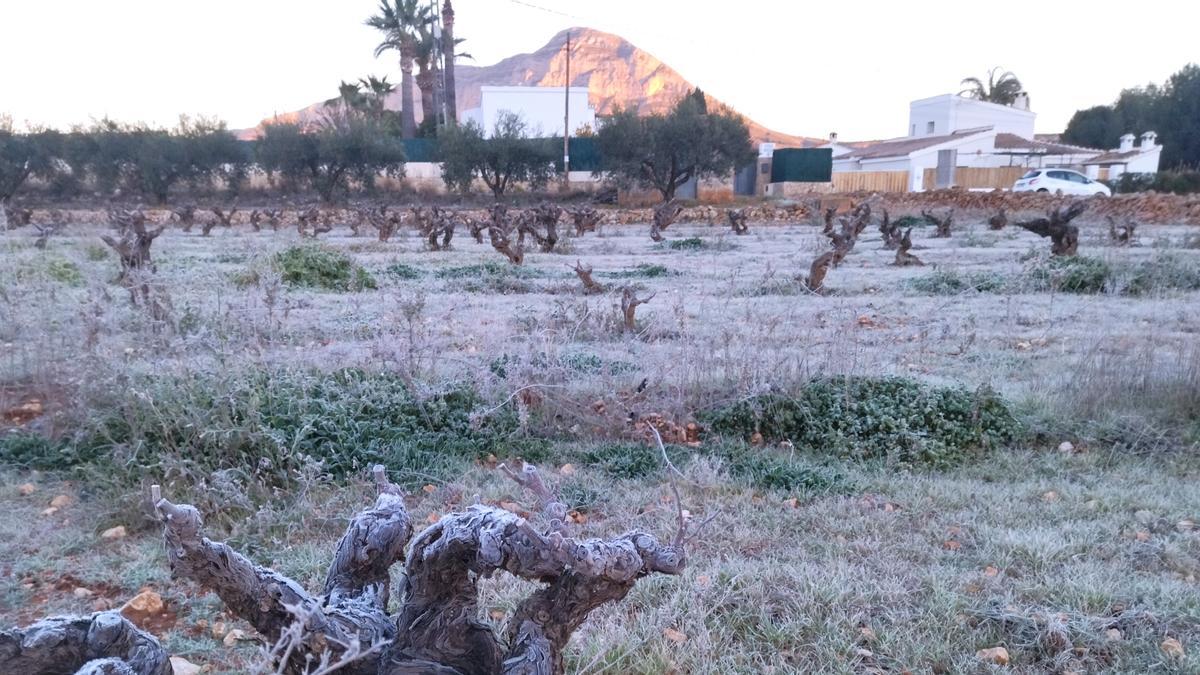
922, 208, 954, 238
366, 205, 403, 242
298, 207, 333, 239
804, 251, 834, 293
1108, 215, 1137, 246
727, 208, 749, 235
649, 200, 682, 242
620, 287, 655, 332
486, 204, 524, 265
879, 209, 902, 250
571, 260, 605, 294
33, 221, 66, 249
211, 206, 238, 229
1017, 202, 1086, 256
101, 209, 166, 309
988, 208, 1008, 230
171, 205, 196, 232
568, 206, 601, 236
893, 228, 924, 266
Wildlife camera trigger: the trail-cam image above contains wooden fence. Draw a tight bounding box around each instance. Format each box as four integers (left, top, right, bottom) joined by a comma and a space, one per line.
921, 166, 1027, 191
831, 171, 910, 193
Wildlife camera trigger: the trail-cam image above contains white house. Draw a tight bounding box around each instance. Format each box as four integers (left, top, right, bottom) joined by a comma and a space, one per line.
1083, 132, 1162, 179
461, 86, 595, 138
822, 93, 1163, 190
908, 93, 1035, 139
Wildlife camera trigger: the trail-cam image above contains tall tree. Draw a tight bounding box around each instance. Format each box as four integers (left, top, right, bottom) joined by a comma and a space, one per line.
1062, 64, 1200, 168
0, 117, 62, 204
257, 110, 406, 203
596, 90, 755, 201
438, 113, 556, 197
959, 67, 1024, 105
366, 0, 430, 139
441, 0, 458, 124
414, 29, 439, 132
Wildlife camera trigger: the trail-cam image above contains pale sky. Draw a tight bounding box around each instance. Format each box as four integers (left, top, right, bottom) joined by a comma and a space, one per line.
2, 0, 1194, 140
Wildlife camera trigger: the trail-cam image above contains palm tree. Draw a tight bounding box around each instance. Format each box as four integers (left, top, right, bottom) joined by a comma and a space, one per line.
358, 75, 396, 120
959, 68, 1024, 106
442, 0, 458, 125
414, 29, 439, 129
366, 0, 430, 139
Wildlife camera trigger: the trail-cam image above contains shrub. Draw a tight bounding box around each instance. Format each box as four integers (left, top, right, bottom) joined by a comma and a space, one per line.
580, 443, 667, 480
489, 352, 636, 379
84, 245, 110, 261
700, 377, 1019, 467
707, 443, 845, 494
436, 261, 546, 280
438, 261, 546, 294
1028, 256, 1110, 294
668, 237, 706, 251
894, 215, 923, 229
576, 441, 844, 494
602, 264, 676, 279
274, 245, 376, 291
45, 258, 84, 286
909, 268, 1007, 295
66, 370, 531, 492
386, 263, 423, 280
0, 431, 72, 470
1122, 254, 1200, 296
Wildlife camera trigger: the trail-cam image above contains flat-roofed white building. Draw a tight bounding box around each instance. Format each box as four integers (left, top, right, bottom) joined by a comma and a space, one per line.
461, 85, 594, 137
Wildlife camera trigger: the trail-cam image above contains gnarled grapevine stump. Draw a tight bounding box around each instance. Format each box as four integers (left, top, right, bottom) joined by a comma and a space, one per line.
0, 612, 170, 675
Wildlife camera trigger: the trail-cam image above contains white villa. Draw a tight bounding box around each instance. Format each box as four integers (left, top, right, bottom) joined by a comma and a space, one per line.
822, 94, 1162, 191
461, 86, 595, 138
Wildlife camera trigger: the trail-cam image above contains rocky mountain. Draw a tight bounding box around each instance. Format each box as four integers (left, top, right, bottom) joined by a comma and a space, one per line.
245, 27, 816, 148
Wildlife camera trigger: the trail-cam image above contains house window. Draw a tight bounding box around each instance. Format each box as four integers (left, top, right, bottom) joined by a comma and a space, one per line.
926, 121, 935, 134
910, 124, 916, 136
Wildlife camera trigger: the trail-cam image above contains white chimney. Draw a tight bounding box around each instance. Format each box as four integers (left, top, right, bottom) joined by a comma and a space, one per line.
829, 132, 839, 143
1119, 133, 1136, 152
1013, 92, 1030, 111
1140, 131, 1158, 149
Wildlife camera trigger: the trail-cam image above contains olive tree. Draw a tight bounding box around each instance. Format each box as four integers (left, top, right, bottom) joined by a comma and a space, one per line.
595, 90, 754, 201
439, 112, 557, 198
0, 116, 63, 204
258, 109, 406, 203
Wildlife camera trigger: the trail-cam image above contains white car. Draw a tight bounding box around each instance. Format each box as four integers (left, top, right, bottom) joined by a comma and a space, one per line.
1013, 169, 1111, 196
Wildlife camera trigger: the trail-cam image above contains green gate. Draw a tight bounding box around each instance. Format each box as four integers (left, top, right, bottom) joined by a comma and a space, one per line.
770, 148, 833, 183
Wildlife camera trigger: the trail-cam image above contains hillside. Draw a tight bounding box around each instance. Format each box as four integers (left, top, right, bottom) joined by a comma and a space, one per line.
244, 27, 817, 147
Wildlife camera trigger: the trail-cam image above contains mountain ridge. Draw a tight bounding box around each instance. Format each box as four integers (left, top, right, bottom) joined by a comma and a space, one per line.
242, 27, 817, 148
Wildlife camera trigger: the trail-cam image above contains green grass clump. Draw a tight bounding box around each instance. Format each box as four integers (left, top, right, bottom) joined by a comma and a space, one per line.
0, 432, 72, 469
489, 352, 636, 379
60, 370, 531, 494
701, 377, 1019, 467
436, 261, 545, 279
437, 261, 546, 294
894, 215, 923, 228
577, 441, 844, 495
84, 244, 109, 261
602, 264, 676, 279
1122, 254, 1200, 296
668, 237, 706, 251
45, 258, 84, 286
274, 245, 376, 292
1028, 256, 1111, 294
386, 263, 423, 280
909, 268, 1007, 295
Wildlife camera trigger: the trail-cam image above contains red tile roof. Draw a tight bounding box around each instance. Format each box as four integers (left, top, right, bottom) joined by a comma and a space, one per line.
994, 133, 1099, 156
834, 128, 992, 161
